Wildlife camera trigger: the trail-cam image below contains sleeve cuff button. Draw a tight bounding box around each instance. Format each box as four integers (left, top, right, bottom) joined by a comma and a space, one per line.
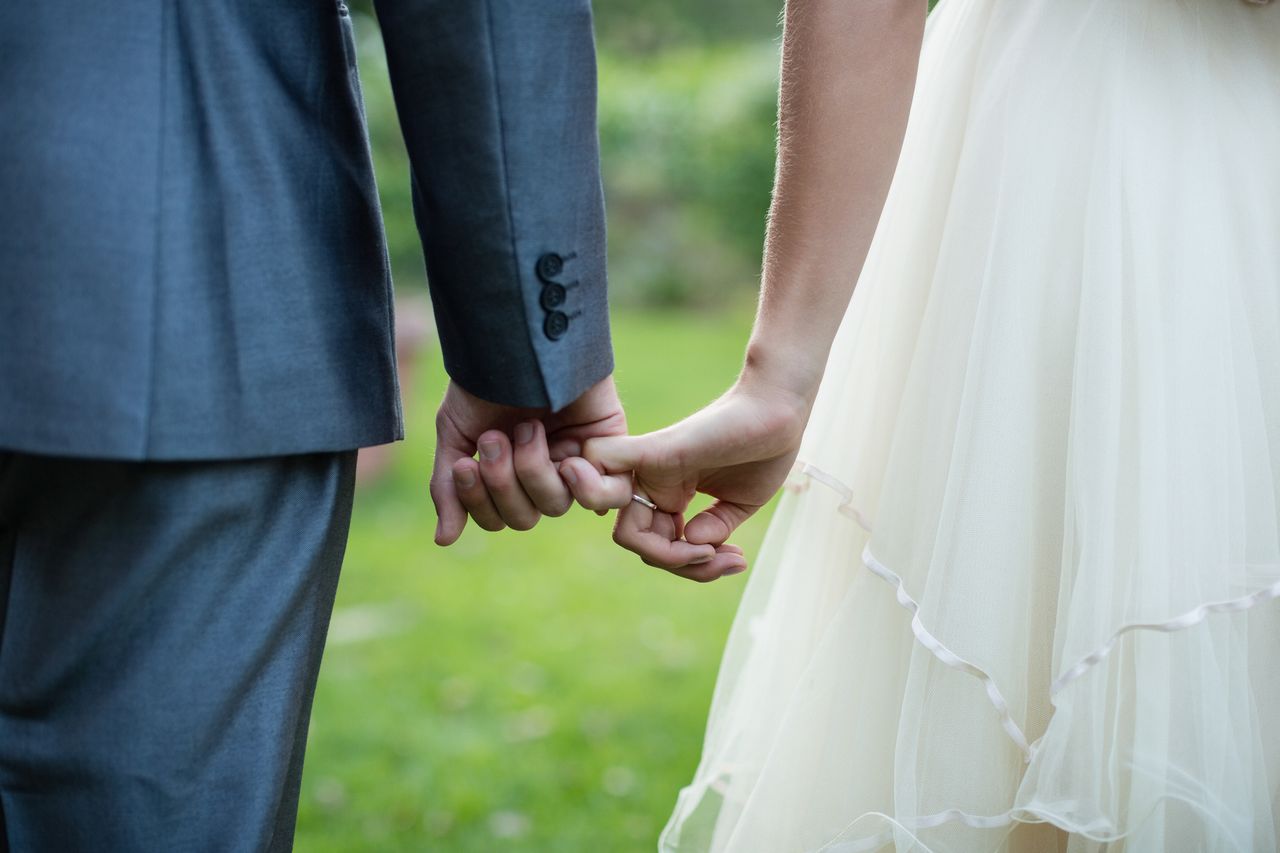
536, 253, 565, 282
544, 311, 570, 340
540, 283, 568, 311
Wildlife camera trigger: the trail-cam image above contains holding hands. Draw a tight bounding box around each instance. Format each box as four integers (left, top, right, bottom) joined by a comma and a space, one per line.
433, 357, 815, 583
562, 367, 811, 582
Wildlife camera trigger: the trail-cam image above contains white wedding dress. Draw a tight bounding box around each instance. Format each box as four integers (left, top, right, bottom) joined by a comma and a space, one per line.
660, 0, 1280, 850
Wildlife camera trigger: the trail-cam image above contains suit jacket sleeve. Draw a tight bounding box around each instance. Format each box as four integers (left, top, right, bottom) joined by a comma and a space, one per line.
374, 0, 613, 411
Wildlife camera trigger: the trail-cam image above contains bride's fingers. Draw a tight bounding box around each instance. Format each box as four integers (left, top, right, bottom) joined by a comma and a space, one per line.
582, 434, 645, 474
557, 457, 633, 511
611, 499, 716, 572
684, 500, 757, 547
657, 543, 749, 583
680, 545, 747, 578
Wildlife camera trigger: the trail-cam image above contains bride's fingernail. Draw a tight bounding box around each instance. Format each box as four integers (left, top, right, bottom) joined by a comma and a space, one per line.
691, 554, 714, 565
560, 464, 578, 485
514, 422, 533, 445
723, 565, 747, 576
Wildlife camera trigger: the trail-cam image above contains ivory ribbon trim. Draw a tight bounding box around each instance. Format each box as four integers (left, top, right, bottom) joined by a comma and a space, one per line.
792, 460, 1280, 759
815, 793, 1194, 853
861, 545, 1034, 761
792, 462, 875, 532
1049, 579, 1280, 695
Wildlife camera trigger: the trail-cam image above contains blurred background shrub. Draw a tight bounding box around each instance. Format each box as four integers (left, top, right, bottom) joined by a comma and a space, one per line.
597, 46, 778, 307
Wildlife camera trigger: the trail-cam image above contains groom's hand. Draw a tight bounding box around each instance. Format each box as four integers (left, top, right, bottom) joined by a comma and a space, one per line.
431, 376, 627, 545
557, 376, 811, 581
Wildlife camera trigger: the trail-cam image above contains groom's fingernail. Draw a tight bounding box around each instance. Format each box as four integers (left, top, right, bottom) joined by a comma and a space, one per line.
723, 565, 748, 576
560, 463, 578, 485
691, 553, 714, 565
455, 468, 477, 488
479, 440, 500, 462
514, 422, 533, 445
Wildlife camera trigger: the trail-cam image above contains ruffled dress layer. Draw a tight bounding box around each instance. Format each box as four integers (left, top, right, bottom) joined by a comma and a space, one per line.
660, 0, 1280, 849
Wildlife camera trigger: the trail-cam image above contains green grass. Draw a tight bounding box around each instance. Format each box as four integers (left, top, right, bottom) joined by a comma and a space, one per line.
296, 305, 772, 852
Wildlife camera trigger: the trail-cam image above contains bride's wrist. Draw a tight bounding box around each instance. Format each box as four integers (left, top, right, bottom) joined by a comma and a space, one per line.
738, 340, 824, 421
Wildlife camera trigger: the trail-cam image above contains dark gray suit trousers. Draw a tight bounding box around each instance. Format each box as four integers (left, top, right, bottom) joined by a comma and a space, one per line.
0, 452, 357, 852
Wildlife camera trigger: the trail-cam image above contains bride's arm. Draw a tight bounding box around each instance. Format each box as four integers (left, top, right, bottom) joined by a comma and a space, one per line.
747, 0, 925, 404
562, 0, 927, 580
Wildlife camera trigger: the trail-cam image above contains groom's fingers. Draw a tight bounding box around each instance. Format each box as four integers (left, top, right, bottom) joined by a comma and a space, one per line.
431, 481, 468, 546
476, 430, 541, 531
453, 458, 506, 532
512, 420, 573, 517
684, 500, 758, 547
431, 440, 471, 546
557, 457, 633, 511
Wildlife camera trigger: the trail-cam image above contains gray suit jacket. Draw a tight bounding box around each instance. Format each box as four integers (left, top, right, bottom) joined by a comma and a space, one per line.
0, 0, 612, 460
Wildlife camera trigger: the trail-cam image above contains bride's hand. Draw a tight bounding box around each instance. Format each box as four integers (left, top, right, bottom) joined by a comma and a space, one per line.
558, 366, 812, 581
558, 0, 924, 580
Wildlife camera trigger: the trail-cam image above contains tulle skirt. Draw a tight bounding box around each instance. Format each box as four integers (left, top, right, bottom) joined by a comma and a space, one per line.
660, 0, 1280, 850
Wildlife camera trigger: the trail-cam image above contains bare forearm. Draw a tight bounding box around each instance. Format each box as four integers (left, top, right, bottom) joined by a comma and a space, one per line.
744, 0, 925, 400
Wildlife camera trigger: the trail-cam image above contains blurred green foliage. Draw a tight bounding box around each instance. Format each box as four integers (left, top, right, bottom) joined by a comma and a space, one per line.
592, 0, 782, 54
298, 308, 770, 852
598, 47, 778, 307
350, 13, 780, 308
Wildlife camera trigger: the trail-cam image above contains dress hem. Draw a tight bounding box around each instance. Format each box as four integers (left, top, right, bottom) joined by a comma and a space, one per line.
788, 460, 1280, 758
